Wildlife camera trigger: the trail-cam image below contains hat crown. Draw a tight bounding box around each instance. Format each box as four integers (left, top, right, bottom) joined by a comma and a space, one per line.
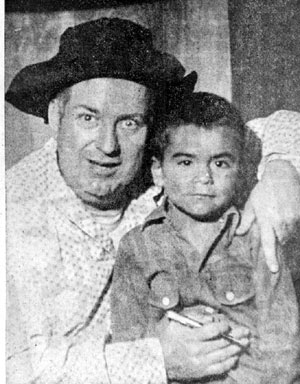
6, 17, 193, 121
58, 18, 153, 62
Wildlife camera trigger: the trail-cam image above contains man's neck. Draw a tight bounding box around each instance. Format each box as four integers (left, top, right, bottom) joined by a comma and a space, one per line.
83, 203, 123, 231
84, 203, 122, 218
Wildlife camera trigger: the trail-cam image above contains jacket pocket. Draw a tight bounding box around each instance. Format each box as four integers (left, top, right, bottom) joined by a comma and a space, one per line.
206, 263, 255, 306
148, 271, 180, 310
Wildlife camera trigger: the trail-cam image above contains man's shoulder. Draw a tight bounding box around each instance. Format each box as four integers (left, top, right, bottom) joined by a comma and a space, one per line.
6, 139, 56, 201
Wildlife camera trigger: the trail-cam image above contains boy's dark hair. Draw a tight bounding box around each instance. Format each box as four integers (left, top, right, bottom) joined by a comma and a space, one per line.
151, 92, 246, 161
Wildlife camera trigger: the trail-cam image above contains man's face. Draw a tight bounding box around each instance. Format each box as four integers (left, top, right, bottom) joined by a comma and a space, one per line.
57, 78, 149, 210
152, 124, 242, 220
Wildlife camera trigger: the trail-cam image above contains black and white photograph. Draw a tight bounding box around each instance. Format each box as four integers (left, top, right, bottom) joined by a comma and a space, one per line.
5, 0, 300, 383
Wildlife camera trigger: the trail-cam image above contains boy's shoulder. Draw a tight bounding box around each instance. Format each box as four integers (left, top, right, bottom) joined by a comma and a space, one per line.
123, 203, 167, 234
118, 203, 170, 250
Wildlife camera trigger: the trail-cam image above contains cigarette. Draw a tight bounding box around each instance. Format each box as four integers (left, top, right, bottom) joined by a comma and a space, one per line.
166, 310, 248, 349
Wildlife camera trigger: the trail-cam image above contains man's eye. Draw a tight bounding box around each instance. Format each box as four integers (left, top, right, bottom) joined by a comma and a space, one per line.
83, 114, 96, 122
78, 113, 96, 125
117, 119, 139, 130
178, 160, 192, 166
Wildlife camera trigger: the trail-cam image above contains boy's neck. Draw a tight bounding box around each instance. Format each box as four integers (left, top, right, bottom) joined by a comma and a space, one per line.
167, 200, 229, 252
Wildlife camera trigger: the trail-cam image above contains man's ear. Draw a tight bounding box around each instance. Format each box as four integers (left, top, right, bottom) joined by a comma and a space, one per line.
151, 157, 164, 188
48, 99, 61, 135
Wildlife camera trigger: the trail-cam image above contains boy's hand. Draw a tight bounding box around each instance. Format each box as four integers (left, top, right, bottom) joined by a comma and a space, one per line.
156, 312, 249, 381
237, 160, 300, 273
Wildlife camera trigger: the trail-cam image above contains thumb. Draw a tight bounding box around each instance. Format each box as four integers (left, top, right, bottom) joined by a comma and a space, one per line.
260, 223, 279, 273
236, 199, 255, 235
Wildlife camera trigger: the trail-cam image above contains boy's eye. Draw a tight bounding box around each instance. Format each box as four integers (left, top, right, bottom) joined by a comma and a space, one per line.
178, 160, 192, 166
214, 160, 229, 168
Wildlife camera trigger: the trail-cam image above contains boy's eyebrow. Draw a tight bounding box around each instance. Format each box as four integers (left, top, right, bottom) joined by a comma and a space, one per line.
211, 152, 237, 161
172, 152, 237, 161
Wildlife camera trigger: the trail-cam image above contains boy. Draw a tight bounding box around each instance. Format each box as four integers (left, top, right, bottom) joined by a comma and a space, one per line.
111, 92, 300, 383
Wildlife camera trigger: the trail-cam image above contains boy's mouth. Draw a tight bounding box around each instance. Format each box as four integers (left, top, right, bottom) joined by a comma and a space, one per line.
191, 193, 216, 198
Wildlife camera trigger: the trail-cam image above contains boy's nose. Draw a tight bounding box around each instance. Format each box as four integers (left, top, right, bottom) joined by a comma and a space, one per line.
194, 168, 213, 184
199, 173, 212, 184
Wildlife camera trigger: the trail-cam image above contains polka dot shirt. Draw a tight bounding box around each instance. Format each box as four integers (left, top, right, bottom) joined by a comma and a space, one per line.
6, 138, 165, 384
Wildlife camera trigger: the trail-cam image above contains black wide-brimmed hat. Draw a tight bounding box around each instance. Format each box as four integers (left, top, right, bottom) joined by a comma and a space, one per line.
6, 17, 194, 122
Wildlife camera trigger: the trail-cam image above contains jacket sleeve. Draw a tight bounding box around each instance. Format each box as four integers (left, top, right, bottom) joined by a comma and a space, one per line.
111, 230, 159, 343
230, 227, 300, 384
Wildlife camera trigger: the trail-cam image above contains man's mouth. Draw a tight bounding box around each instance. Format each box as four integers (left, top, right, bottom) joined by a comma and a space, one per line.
88, 159, 121, 174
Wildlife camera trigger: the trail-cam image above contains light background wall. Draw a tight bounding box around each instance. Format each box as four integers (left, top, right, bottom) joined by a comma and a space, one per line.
5, 0, 232, 169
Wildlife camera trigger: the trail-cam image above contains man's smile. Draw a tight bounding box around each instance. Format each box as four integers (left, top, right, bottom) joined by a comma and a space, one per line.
88, 158, 122, 175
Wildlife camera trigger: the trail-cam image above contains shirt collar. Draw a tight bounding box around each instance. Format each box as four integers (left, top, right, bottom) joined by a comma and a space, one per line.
142, 197, 241, 243
141, 199, 168, 229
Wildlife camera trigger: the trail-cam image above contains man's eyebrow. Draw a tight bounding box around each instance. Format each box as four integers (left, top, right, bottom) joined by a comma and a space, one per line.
116, 113, 146, 121
172, 152, 195, 158
115, 113, 147, 126
73, 105, 98, 114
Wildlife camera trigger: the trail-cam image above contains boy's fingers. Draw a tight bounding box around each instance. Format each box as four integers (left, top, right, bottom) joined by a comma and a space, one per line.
196, 321, 230, 342
208, 344, 241, 363
200, 338, 231, 354
229, 326, 250, 339
205, 356, 239, 376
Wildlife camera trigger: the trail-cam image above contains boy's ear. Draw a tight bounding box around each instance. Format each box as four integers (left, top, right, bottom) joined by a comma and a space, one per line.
48, 99, 61, 135
151, 157, 164, 188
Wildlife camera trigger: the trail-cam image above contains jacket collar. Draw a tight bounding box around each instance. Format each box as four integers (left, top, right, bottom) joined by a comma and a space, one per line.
142, 197, 241, 243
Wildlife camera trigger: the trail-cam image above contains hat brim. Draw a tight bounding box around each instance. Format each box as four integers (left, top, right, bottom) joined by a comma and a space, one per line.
5, 51, 186, 121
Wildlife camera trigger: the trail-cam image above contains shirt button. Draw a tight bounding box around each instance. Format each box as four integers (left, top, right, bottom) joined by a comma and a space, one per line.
225, 291, 235, 302
162, 297, 170, 307
204, 306, 215, 314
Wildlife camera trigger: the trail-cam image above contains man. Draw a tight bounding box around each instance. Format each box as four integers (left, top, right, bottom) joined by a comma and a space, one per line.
5, 18, 300, 384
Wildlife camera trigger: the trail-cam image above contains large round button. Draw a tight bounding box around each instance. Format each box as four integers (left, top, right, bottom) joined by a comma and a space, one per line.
225, 291, 235, 302
162, 297, 170, 307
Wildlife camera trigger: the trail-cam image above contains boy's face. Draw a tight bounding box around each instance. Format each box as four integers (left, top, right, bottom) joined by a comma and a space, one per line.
152, 124, 242, 220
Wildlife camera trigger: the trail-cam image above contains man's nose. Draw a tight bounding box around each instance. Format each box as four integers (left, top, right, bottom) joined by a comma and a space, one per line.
95, 124, 120, 156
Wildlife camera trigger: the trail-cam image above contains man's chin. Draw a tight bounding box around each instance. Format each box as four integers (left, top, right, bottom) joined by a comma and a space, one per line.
80, 187, 130, 211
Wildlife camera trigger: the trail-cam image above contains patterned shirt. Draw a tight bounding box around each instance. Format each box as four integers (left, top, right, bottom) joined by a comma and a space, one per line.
6, 138, 166, 384
6, 109, 300, 384
247, 109, 300, 176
